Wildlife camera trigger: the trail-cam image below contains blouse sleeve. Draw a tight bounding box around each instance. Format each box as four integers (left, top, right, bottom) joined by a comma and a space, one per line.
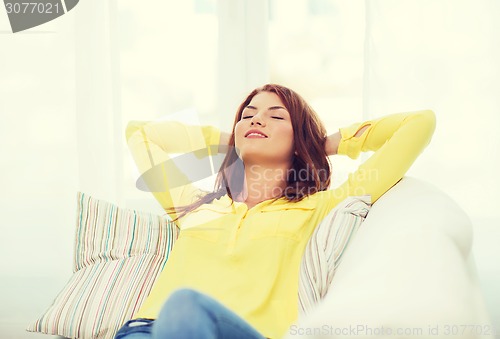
325, 110, 436, 208
125, 120, 221, 219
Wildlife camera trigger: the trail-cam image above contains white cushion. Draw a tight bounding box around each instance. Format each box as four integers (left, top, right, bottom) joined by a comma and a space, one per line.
286, 177, 494, 338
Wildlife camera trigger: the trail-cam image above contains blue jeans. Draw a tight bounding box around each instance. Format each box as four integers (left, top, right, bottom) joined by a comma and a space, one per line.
115, 288, 267, 339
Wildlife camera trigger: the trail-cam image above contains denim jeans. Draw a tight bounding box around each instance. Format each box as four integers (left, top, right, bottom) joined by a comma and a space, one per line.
115, 288, 267, 339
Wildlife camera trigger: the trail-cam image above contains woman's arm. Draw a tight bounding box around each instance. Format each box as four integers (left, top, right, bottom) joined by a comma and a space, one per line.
325, 126, 370, 156
324, 110, 436, 207
126, 121, 222, 219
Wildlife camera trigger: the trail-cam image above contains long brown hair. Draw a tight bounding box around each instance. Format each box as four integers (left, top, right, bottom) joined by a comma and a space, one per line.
170, 84, 331, 220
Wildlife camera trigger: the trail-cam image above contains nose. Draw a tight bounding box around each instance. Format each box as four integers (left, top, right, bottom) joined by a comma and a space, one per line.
250, 113, 266, 126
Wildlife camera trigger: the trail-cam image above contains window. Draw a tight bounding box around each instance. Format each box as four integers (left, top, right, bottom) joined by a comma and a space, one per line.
117, 0, 218, 206
119, 0, 368, 205
269, 0, 367, 186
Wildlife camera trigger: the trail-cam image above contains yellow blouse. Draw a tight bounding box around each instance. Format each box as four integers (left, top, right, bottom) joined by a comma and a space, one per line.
125, 110, 436, 339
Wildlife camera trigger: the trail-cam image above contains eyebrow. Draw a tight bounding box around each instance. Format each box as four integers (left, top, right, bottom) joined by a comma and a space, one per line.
245, 105, 287, 111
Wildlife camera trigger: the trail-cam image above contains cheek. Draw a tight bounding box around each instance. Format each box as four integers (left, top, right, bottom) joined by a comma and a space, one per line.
278, 125, 295, 149
267, 125, 294, 159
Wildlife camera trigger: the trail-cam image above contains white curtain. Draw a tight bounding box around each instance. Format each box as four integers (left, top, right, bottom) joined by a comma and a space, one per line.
0, 0, 80, 328
365, 0, 500, 214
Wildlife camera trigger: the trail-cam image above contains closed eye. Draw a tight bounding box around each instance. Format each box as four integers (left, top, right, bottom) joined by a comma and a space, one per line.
272, 116, 284, 120
242, 115, 253, 119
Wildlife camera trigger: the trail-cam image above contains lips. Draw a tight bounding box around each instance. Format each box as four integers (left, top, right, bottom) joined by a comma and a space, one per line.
245, 129, 268, 138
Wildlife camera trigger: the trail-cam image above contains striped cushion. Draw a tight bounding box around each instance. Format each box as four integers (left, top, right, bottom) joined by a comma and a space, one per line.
27, 192, 178, 339
298, 195, 371, 315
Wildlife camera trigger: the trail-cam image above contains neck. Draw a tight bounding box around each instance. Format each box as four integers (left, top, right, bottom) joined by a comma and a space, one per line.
237, 162, 290, 207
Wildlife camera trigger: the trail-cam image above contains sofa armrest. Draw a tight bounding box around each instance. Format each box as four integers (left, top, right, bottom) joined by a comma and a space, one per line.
287, 177, 493, 338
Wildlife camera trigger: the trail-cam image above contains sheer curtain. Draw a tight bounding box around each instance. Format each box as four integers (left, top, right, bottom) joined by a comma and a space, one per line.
0, 0, 79, 330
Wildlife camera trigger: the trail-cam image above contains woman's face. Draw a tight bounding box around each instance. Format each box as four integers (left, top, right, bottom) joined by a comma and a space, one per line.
234, 91, 294, 166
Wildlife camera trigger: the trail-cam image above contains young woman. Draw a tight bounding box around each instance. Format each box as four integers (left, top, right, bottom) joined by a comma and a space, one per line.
116, 84, 436, 339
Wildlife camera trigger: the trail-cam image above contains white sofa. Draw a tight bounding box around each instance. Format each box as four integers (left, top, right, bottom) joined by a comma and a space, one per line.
286, 176, 494, 339
3, 177, 494, 339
